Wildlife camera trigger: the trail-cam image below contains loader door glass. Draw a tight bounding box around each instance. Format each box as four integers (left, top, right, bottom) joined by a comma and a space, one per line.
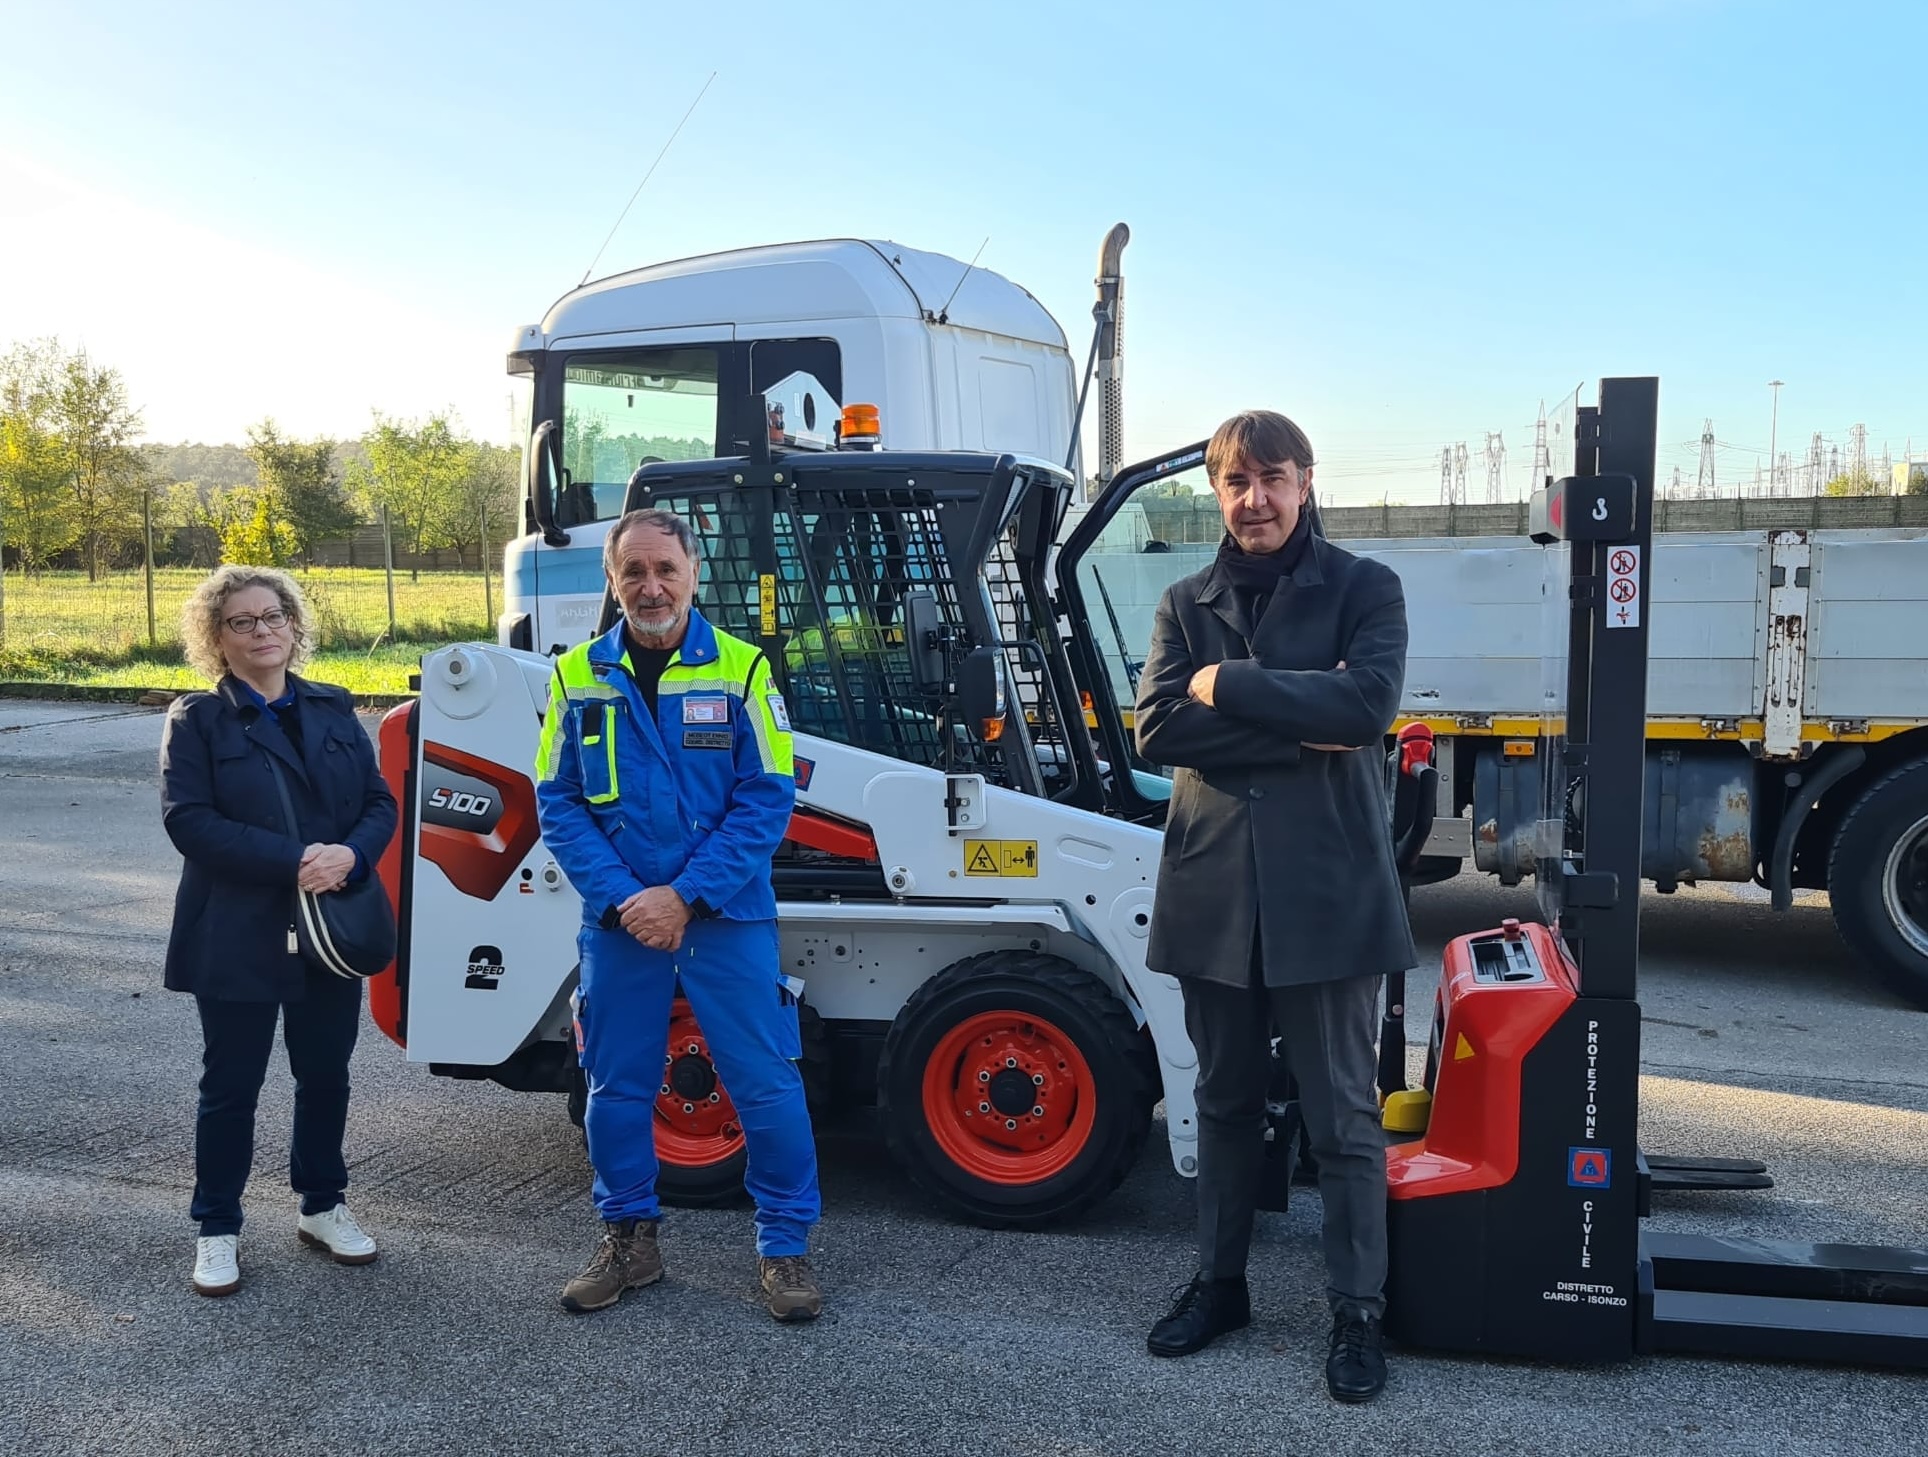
557, 349, 720, 526
1074, 462, 1214, 743
1055, 443, 1213, 817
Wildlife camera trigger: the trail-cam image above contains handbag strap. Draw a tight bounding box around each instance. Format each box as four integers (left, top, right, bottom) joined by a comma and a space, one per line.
264, 750, 302, 849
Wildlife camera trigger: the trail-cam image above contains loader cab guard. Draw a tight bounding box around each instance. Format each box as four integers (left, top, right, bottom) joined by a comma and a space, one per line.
593, 448, 1098, 806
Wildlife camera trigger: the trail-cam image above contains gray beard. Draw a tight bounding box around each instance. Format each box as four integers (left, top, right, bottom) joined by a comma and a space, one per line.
625, 603, 689, 644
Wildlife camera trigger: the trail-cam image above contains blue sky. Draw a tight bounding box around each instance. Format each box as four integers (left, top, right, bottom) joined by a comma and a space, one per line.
2, 0, 1922, 506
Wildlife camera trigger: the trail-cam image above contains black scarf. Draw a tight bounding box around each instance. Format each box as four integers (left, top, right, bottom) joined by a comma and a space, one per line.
1212, 508, 1313, 590
1213, 510, 1313, 636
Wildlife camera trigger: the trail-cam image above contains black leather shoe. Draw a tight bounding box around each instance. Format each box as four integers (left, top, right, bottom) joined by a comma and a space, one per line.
1147, 1274, 1251, 1358
1326, 1305, 1387, 1402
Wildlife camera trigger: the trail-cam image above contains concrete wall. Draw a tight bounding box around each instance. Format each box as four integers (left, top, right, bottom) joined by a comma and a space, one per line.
1137, 492, 1928, 546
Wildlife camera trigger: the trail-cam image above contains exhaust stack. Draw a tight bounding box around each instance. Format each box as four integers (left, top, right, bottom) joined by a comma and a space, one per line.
1093, 223, 1130, 498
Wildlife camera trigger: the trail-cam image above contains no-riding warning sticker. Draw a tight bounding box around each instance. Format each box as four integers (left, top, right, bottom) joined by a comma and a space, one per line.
1606, 547, 1641, 629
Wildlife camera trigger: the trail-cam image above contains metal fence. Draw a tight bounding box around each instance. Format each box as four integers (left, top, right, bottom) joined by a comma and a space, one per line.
0, 562, 496, 684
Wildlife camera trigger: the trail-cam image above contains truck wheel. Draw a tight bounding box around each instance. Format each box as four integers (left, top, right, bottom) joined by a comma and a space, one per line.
877, 951, 1156, 1230
654, 997, 750, 1207
1828, 758, 1928, 1010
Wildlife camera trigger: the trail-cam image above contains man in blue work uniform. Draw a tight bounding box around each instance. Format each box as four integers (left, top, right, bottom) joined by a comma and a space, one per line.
535, 507, 821, 1321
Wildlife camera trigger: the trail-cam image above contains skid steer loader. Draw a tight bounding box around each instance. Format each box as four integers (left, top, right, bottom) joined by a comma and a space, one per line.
370, 418, 1430, 1229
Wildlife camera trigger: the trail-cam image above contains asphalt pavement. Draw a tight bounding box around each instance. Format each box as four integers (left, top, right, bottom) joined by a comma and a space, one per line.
2, 698, 1923, 1456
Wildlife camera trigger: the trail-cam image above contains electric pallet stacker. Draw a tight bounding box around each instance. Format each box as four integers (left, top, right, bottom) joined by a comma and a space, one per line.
1382, 376, 1928, 1370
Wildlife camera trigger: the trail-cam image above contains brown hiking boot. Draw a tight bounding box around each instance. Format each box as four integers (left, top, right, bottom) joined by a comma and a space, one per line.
758, 1254, 823, 1323
560, 1219, 663, 1313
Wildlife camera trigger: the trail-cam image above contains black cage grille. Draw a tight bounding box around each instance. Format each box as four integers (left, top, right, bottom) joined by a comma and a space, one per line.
648, 484, 1011, 781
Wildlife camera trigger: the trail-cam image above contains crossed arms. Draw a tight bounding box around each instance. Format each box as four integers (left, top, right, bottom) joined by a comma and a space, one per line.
1133, 568, 1408, 772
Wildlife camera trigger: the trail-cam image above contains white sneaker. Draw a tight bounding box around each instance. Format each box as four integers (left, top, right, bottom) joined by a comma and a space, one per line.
297, 1204, 379, 1265
193, 1235, 241, 1297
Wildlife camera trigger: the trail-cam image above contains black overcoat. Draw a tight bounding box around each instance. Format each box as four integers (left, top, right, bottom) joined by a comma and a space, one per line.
159, 674, 397, 1001
1136, 532, 1419, 989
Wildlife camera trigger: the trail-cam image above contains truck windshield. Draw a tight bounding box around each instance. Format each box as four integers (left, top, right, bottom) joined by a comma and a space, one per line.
558, 348, 719, 526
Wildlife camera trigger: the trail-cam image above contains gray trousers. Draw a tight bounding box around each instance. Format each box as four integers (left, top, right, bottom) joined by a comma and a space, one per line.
1182, 969, 1388, 1317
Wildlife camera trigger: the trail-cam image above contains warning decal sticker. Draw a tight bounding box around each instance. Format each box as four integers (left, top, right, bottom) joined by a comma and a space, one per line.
963, 839, 1039, 877
1606, 547, 1641, 630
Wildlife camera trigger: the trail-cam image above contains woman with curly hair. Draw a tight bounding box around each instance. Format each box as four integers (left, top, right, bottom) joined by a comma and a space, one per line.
158, 565, 397, 1296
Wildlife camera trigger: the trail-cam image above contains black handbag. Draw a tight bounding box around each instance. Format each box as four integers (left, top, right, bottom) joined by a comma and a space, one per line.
266, 754, 397, 980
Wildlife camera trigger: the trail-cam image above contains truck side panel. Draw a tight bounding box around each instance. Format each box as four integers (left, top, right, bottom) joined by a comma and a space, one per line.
1806, 533, 1928, 721
1639, 536, 1767, 721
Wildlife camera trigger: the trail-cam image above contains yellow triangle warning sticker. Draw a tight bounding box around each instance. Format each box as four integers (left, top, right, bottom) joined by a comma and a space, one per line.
1454, 1033, 1476, 1062
965, 842, 999, 875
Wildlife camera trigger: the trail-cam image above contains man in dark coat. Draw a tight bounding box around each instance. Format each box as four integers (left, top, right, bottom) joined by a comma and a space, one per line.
1135, 409, 1414, 1403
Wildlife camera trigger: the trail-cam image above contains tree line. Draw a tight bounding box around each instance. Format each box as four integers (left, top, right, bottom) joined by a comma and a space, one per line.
0, 337, 521, 579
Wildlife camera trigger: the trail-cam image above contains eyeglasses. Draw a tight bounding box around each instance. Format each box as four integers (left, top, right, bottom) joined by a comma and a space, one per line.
223, 608, 292, 635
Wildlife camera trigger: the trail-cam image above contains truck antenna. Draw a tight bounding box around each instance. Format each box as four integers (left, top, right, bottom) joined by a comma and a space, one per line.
578, 70, 718, 287
932, 237, 990, 325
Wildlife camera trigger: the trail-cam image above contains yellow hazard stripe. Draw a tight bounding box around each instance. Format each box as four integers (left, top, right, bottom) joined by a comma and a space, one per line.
1390, 715, 1924, 744
1079, 708, 1922, 745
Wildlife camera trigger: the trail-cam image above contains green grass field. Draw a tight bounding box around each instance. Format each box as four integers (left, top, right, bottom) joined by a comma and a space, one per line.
0, 567, 495, 697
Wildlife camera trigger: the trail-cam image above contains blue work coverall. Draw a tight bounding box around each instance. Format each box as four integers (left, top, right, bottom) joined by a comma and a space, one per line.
535, 612, 817, 1255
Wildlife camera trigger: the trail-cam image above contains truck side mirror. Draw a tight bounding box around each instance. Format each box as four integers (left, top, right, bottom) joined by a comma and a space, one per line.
959, 646, 1005, 730
529, 420, 571, 547
903, 589, 947, 694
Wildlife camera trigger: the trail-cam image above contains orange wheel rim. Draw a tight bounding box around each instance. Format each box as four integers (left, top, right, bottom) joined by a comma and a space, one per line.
654, 999, 745, 1168
920, 1010, 1096, 1185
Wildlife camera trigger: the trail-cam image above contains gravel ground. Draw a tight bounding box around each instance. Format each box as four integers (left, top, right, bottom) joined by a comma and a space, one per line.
2, 699, 1923, 1456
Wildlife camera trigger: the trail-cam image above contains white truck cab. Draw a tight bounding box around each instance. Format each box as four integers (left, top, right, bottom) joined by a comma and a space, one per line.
501, 238, 1085, 655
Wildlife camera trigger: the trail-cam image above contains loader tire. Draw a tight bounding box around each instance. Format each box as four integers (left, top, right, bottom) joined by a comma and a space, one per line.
1828, 757, 1928, 1010
799, 1001, 834, 1120
567, 1058, 587, 1131
878, 951, 1157, 1231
